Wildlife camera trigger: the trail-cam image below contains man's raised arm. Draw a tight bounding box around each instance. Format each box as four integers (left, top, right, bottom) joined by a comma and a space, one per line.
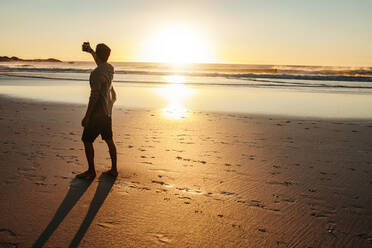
81, 42, 102, 127
82, 42, 100, 65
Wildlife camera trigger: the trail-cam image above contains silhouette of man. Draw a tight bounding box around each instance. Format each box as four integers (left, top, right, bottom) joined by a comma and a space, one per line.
77, 42, 118, 179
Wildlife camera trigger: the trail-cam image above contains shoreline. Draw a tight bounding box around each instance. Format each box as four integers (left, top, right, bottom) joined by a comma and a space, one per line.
0, 94, 371, 247
2, 72, 372, 120
2, 93, 372, 123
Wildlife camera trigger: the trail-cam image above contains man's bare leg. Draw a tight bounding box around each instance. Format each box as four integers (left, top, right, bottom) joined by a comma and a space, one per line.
103, 139, 118, 177
76, 141, 96, 179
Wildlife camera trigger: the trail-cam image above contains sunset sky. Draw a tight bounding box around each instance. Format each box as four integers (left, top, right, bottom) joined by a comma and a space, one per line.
1, 0, 371, 66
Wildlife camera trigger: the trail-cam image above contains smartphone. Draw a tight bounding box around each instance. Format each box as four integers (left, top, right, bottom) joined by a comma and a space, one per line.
82, 42, 90, 52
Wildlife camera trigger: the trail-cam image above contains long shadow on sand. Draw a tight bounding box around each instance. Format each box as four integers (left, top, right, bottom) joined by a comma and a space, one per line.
32, 178, 93, 247
32, 174, 116, 248
69, 174, 116, 247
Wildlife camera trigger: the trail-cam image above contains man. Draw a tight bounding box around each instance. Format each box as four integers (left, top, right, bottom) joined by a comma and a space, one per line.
77, 42, 118, 179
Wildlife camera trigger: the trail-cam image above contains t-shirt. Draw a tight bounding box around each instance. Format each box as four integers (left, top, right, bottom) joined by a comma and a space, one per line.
88, 62, 116, 118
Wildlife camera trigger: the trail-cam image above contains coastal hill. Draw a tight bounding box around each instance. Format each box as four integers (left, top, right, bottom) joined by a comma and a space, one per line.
0, 56, 61, 62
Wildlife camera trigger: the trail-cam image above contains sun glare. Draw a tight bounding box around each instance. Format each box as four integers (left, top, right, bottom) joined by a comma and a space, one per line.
141, 25, 212, 64
164, 75, 186, 84
155, 82, 194, 120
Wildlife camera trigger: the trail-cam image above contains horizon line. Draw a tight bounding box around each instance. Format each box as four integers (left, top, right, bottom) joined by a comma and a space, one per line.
1, 55, 371, 68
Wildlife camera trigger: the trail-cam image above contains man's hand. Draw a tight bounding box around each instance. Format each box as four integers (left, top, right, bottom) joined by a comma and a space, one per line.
82, 42, 93, 53
82, 41, 99, 65
81, 116, 90, 127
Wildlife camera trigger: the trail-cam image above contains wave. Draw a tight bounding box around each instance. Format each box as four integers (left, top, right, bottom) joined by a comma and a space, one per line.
0, 66, 92, 74
1, 65, 372, 83
2, 72, 372, 90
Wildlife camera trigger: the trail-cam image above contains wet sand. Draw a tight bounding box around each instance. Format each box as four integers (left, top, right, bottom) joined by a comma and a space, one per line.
0, 95, 371, 247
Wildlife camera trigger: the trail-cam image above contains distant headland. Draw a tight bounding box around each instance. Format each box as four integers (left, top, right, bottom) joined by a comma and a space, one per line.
0, 56, 62, 62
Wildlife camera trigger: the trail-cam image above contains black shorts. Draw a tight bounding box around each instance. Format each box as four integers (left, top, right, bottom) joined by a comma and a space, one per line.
82, 115, 113, 143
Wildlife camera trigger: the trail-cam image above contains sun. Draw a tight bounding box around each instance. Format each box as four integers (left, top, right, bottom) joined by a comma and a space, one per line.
140, 25, 213, 64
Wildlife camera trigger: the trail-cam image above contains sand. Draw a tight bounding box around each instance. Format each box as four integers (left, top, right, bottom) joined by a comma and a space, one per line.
0, 95, 371, 247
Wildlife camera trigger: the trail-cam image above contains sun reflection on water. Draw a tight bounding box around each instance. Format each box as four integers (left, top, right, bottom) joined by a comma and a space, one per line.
163, 75, 186, 84
155, 76, 194, 120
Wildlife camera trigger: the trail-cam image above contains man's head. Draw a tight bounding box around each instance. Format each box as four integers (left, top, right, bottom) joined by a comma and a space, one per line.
95, 43, 111, 63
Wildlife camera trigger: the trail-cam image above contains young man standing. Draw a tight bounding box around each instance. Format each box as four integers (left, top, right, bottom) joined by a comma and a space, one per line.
77, 42, 118, 179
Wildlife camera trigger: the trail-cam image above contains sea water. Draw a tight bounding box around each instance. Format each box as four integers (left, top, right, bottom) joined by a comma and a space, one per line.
1, 61, 372, 119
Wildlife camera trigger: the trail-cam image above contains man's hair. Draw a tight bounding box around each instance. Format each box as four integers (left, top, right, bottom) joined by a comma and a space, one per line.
96, 43, 111, 62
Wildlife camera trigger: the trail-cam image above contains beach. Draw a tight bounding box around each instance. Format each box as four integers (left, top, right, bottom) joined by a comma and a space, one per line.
0, 94, 371, 247
2, 0, 372, 246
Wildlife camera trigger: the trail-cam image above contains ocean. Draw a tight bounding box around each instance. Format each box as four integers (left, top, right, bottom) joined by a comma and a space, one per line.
1, 61, 372, 119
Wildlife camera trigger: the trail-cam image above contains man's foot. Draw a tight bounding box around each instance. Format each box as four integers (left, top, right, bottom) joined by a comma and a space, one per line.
76, 170, 96, 180
102, 169, 118, 177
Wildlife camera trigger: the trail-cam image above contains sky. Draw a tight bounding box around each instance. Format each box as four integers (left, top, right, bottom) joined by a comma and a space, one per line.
0, 0, 372, 66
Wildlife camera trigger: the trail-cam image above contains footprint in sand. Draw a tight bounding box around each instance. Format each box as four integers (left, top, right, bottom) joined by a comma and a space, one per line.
151, 180, 167, 186
0, 228, 16, 237
17, 167, 35, 172
271, 171, 281, 175
0, 228, 18, 247
220, 191, 235, 196
309, 204, 336, 219
149, 233, 172, 245
138, 186, 151, 191
176, 187, 202, 195
19, 172, 46, 183
178, 196, 191, 200
141, 161, 153, 165
97, 221, 120, 228
155, 189, 168, 193
248, 200, 265, 208
266, 181, 294, 186
246, 200, 281, 212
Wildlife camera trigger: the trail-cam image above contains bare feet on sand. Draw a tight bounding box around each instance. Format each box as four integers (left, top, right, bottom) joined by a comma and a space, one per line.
76, 170, 96, 180
103, 169, 118, 177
